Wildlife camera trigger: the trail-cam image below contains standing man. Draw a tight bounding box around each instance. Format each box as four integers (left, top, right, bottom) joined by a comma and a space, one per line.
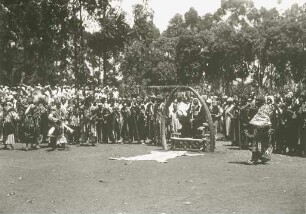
224, 98, 235, 140
283, 95, 299, 154
95, 102, 104, 144
121, 100, 131, 143
112, 105, 122, 143
145, 96, 155, 143
210, 100, 223, 139
153, 95, 164, 145
102, 106, 115, 144
2, 102, 19, 150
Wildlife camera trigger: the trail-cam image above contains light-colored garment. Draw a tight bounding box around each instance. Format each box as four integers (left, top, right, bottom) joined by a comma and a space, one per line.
4, 134, 15, 145
169, 110, 181, 133
4, 111, 19, 123
250, 104, 274, 127
225, 104, 234, 136
70, 115, 80, 126
177, 102, 190, 117
57, 133, 68, 145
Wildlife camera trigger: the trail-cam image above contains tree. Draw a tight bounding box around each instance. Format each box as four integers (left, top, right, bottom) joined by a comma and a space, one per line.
87, 2, 130, 86
163, 14, 186, 37
120, 3, 160, 88
0, 0, 74, 86
131, 4, 160, 44
184, 7, 200, 31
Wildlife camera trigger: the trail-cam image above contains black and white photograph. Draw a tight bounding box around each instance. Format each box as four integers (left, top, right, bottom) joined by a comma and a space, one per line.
0, 0, 306, 213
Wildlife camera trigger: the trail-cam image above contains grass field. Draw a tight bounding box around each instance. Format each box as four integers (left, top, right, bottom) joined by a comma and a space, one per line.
0, 141, 305, 214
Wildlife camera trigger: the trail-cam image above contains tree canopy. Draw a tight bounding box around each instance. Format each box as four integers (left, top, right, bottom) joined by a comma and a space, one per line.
1, 0, 306, 94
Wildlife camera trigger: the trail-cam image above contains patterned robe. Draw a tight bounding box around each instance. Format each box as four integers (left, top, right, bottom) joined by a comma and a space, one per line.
23, 104, 47, 139
248, 104, 275, 161
48, 107, 69, 145
3, 110, 19, 145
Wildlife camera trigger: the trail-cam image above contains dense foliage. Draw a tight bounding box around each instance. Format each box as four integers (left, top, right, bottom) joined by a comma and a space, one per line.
1, 0, 306, 93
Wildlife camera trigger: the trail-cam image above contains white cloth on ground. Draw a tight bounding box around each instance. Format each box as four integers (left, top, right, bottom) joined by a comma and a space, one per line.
110, 151, 204, 163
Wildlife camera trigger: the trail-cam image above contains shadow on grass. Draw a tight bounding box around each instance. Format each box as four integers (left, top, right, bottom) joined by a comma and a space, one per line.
45, 147, 70, 152
228, 161, 250, 165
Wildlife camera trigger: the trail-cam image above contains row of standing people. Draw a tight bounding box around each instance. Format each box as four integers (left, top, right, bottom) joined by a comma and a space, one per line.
221, 94, 306, 157
0, 95, 168, 150
2, 87, 306, 157
1, 92, 216, 151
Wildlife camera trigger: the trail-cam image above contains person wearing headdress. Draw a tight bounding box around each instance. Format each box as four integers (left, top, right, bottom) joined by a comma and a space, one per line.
21, 96, 43, 150
24, 92, 48, 150
48, 101, 72, 150
246, 96, 275, 164
2, 102, 19, 150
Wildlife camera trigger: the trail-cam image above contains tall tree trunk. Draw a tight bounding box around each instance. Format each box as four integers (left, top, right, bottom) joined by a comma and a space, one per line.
0, 12, 4, 85
259, 64, 265, 88
98, 56, 102, 85
72, 1, 79, 87
21, 37, 27, 85
102, 50, 107, 86
79, 0, 84, 79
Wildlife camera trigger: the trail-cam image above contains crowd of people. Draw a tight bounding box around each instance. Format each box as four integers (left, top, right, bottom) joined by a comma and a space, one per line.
0, 84, 306, 162
220, 91, 306, 160
0, 84, 168, 151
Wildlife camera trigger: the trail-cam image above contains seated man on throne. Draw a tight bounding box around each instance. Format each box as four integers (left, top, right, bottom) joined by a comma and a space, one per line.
176, 96, 190, 137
